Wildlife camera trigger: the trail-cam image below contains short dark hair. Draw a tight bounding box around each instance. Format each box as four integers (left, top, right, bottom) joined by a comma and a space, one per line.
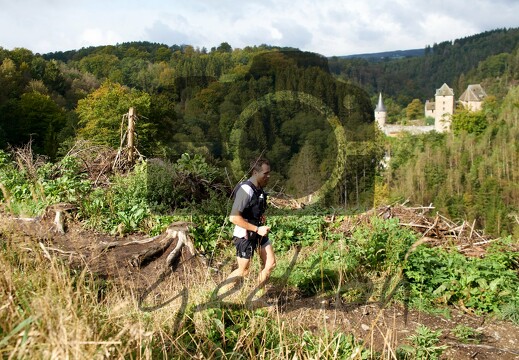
250, 157, 270, 174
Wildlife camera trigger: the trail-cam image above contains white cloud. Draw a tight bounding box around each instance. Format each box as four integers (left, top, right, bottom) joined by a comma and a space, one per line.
0, 0, 518, 56
144, 19, 200, 46
80, 28, 123, 48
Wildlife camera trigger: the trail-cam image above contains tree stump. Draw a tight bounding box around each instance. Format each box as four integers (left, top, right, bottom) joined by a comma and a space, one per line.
129, 222, 195, 269
48, 203, 77, 234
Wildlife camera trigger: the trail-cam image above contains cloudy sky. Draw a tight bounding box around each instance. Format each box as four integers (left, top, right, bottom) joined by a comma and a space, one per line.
1, 0, 518, 57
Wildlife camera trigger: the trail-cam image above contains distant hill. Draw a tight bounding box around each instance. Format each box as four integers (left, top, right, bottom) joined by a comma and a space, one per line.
336, 48, 424, 60
328, 27, 519, 105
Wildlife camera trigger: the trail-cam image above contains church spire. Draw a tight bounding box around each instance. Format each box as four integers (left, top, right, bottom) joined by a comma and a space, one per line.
375, 92, 386, 112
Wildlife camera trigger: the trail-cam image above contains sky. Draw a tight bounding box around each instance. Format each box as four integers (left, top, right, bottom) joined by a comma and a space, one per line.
1, 0, 518, 57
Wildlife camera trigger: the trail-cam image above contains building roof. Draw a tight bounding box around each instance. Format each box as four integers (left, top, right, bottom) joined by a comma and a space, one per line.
459, 84, 487, 102
375, 93, 386, 112
435, 83, 454, 96
425, 100, 435, 111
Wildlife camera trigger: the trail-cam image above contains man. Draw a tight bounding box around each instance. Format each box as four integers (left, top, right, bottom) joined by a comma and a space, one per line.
226, 158, 276, 289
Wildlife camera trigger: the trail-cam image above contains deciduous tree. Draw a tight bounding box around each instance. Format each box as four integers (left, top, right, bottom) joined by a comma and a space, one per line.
76, 81, 151, 149
405, 98, 423, 120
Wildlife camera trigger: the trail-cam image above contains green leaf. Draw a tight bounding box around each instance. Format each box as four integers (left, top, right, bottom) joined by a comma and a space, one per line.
0, 317, 34, 348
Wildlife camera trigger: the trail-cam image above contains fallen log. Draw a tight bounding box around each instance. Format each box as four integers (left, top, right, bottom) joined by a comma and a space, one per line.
98, 234, 162, 250
129, 222, 194, 268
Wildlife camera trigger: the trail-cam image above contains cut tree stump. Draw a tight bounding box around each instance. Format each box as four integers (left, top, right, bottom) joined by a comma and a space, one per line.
49, 203, 77, 234
13, 203, 77, 234
129, 221, 195, 268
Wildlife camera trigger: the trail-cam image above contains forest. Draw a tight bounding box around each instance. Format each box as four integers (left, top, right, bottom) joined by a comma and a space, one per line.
1, 27, 519, 236
0, 42, 381, 212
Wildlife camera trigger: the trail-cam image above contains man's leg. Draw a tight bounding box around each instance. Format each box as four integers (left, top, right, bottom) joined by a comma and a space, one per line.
217, 257, 251, 297
227, 256, 251, 281
258, 244, 276, 286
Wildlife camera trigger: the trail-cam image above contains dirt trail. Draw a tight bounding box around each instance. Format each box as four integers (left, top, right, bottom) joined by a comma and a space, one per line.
1, 213, 518, 359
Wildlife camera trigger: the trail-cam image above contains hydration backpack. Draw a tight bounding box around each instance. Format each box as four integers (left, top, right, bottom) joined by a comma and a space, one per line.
233, 180, 267, 225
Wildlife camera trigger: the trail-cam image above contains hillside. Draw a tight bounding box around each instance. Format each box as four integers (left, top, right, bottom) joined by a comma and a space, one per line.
2, 27, 519, 235
1, 27, 519, 358
1, 182, 518, 358
328, 27, 519, 104
337, 48, 424, 60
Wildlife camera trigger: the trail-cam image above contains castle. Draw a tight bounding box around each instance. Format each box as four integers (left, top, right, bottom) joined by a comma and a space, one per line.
375, 83, 487, 136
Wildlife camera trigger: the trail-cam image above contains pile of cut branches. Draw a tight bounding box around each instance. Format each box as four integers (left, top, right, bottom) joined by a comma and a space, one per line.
338, 204, 512, 257
65, 140, 119, 186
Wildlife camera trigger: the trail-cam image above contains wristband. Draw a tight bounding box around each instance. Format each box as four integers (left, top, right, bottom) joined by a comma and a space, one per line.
256, 226, 259, 233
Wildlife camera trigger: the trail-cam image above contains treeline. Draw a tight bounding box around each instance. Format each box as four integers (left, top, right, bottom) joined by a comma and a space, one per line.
0, 44, 379, 209
329, 27, 519, 106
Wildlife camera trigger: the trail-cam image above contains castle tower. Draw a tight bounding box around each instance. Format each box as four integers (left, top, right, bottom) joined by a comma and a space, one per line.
374, 92, 387, 129
434, 83, 454, 132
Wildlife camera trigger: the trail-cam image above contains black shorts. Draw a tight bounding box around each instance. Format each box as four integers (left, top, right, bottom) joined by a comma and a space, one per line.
233, 234, 271, 259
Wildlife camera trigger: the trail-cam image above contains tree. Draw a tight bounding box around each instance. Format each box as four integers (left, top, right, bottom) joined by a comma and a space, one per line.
405, 98, 423, 120
451, 108, 487, 135
153, 46, 172, 62
216, 42, 232, 53
0, 58, 23, 101
78, 54, 120, 79
76, 81, 151, 149
43, 60, 67, 94
9, 47, 34, 67
17, 91, 66, 158
286, 141, 321, 197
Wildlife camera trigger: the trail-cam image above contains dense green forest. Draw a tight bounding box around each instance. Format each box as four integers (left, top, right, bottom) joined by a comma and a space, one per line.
1, 27, 519, 236
0, 43, 379, 210
329, 27, 519, 105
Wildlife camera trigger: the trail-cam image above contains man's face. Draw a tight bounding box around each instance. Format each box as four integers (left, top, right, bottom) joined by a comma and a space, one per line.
255, 164, 271, 188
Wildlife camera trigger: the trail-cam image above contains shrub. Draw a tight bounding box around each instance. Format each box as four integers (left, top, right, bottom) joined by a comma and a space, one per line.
0, 150, 91, 216
404, 237, 519, 314
350, 217, 418, 272
146, 153, 229, 214
398, 325, 447, 360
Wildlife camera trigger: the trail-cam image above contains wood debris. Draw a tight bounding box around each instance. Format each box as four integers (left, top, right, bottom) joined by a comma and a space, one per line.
337, 204, 514, 258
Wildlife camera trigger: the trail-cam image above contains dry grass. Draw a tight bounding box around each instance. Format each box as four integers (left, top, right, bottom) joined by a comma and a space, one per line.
0, 230, 389, 359
1, 234, 170, 359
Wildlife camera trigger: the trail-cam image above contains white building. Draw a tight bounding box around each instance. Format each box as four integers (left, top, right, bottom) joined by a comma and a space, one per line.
374, 92, 387, 128
427, 83, 455, 133
459, 84, 487, 111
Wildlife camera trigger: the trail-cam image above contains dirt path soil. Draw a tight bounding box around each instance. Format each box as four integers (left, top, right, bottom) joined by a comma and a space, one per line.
2, 213, 518, 359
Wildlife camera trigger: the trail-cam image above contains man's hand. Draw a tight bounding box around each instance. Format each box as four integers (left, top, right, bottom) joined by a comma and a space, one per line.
257, 225, 270, 237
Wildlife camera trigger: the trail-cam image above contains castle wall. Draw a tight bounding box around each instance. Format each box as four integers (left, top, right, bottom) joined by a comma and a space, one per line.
383, 124, 435, 136
460, 100, 483, 112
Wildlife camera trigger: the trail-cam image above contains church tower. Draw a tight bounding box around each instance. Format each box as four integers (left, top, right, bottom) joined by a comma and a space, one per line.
374, 93, 387, 129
